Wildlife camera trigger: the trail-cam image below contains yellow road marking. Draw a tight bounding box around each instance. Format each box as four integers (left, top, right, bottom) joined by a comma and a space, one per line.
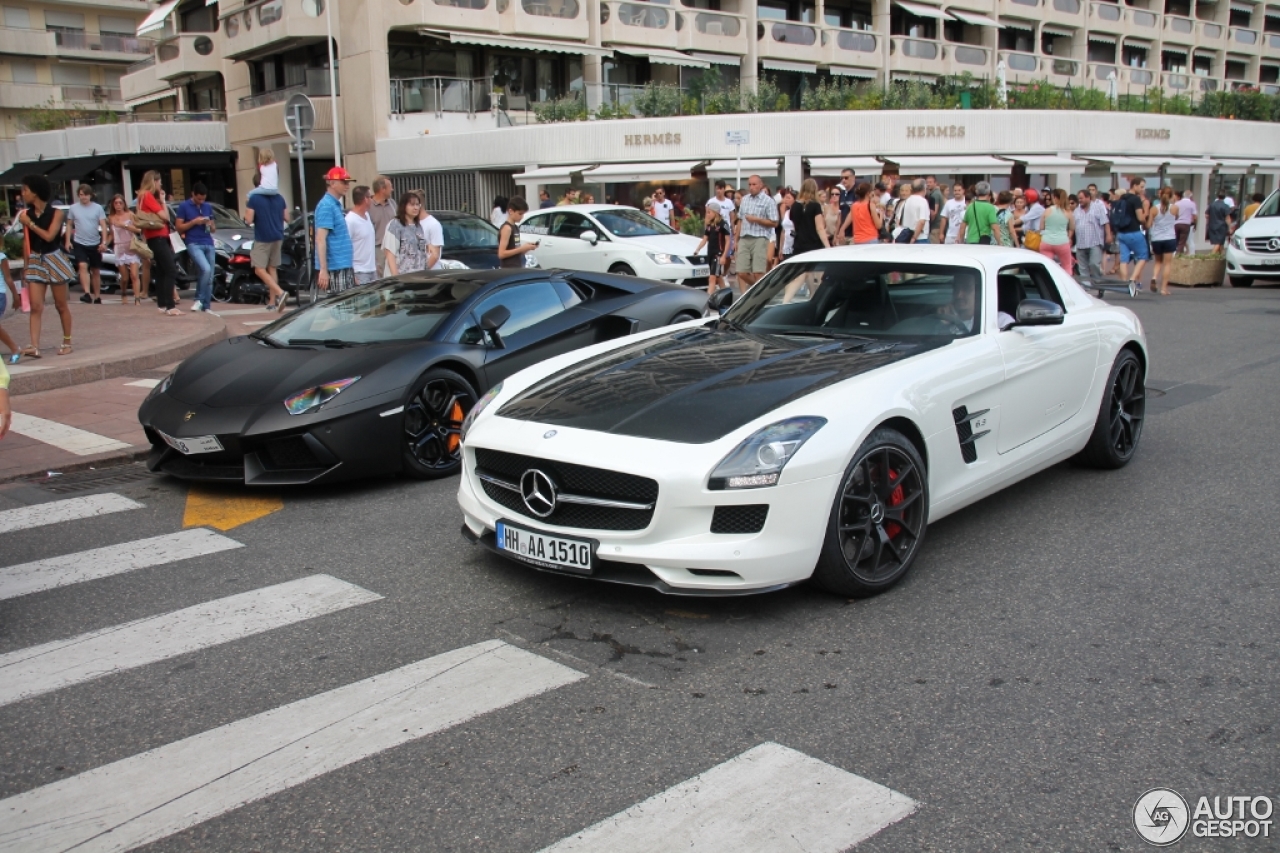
183, 486, 283, 531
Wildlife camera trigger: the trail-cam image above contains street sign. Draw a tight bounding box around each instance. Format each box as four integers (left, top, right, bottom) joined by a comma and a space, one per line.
283, 93, 315, 141
725, 130, 750, 146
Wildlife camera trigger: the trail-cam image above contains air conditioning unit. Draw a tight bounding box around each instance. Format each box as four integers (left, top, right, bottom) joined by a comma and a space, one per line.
92, 85, 106, 100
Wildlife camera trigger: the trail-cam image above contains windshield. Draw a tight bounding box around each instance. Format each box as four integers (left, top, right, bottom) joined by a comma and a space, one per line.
259, 276, 483, 345
209, 202, 248, 231
593, 208, 676, 238
441, 216, 499, 249
724, 261, 985, 339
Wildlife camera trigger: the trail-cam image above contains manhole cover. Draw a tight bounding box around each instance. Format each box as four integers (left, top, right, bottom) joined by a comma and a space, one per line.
28, 462, 159, 494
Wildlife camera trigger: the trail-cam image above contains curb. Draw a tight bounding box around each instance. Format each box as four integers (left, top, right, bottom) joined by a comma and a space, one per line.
0, 447, 152, 485
9, 320, 228, 396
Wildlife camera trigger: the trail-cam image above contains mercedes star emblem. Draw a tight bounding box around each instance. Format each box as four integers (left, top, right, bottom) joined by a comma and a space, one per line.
869, 500, 885, 524
520, 469, 558, 518
1269, 237, 1280, 252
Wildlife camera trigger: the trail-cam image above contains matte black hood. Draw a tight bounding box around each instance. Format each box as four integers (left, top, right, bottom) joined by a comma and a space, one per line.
497, 326, 935, 443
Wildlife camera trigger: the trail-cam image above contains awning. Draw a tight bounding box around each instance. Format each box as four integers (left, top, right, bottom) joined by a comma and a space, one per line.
0, 160, 56, 185
584, 161, 703, 182
1000, 20, 1035, 31
761, 59, 818, 73
807, 156, 884, 175
1042, 24, 1077, 37
1229, 1, 1254, 11
514, 164, 597, 184
947, 8, 999, 26
999, 154, 1089, 172
1082, 155, 1165, 171
1162, 157, 1217, 170
706, 159, 780, 181
895, 0, 951, 18
123, 152, 236, 168
825, 65, 879, 78
1088, 33, 1117, 43
439, 31, 613, 57
1267, 6, 1280, 18
884, 155, 1014, 174
44, 156, 115, 182
690, 52, 742, 65
1214, 157, 1280, 173
1123, 37, 1153, 45
126, 88, 179, 109
137, 0, 179, 36
617, 48, 709, 68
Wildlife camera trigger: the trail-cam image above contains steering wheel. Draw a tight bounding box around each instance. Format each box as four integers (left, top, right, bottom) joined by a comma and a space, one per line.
934, 314, 969, 335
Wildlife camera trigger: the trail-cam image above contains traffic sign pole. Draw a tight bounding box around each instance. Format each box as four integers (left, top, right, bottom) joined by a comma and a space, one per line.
725, 130, 750, 189
283, 94, 317, 299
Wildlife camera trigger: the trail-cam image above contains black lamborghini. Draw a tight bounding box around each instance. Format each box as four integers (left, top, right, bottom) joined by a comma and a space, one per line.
138, 268, 708, 485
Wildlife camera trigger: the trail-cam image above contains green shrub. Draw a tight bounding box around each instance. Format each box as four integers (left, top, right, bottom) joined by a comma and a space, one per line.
631, 82, 684, 117
533, 95, 588, 123
677, 210, 704, 236
4, 231, 22, 260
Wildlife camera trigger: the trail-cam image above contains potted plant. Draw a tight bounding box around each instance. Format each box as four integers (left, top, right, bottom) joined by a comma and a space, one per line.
1168, 251, 1226, 287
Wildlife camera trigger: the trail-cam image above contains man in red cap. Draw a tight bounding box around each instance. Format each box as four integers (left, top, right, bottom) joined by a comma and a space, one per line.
315, 165, 355, 294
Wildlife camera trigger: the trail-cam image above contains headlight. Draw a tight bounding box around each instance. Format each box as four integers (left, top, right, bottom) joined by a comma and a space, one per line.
242, 240, 255, 251
460, 381, 502, 444
524, 253, 538, 268
437, 258, 469, 270
1230, 234, 1244, 250
646, 252, 684, 265
708, 417, 827, 489
283, 377, 361, 415
148, 371, 175, 400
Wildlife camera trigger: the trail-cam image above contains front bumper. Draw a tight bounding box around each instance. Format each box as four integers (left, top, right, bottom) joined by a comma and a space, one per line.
457, 436, 837, 595
1225, 245, 1280, 279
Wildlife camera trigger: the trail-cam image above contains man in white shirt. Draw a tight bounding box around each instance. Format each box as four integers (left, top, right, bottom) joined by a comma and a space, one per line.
345, 185, 378, 285
651, 188, 675, 227
901, 179, 932, 244
420, 209, 444, 270
710, 180, 736, 226
938, 183, 967, 244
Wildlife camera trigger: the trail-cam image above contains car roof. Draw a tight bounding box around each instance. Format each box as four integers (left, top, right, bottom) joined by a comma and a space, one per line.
784, 244, 1045, 269
525, 205, 639, 216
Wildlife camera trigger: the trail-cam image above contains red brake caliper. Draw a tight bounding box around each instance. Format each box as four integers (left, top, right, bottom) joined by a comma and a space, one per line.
884, 468, 904, 539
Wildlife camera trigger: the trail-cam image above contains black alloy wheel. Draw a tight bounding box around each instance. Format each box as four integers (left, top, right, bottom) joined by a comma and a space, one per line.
812, 428, 928, 598
401, 368, 477, 479
670, 310, 702, 325
1074, 349, 1145, 469
609, 263, 636, 276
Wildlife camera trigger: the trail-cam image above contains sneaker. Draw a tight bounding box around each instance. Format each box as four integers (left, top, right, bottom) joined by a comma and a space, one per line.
191, 304, 205, 313
1127, 280, 1137, 298
79, 293, 92, 304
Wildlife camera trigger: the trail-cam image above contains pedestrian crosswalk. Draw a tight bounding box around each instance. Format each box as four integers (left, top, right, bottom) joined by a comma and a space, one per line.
0, 491, 918, 852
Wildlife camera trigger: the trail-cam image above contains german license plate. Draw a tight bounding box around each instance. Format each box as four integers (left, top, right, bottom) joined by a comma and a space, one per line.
495, 520, 594, 575
1259, 257, 1280, 266
691, 265, 710, 278
158, 429, 223, 455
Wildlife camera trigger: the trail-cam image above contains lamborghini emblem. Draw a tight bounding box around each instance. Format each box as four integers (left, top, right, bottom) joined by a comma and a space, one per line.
184, 412, 195, 422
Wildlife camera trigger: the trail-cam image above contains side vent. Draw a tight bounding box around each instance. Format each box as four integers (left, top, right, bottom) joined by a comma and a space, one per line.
952, 406, 991, 464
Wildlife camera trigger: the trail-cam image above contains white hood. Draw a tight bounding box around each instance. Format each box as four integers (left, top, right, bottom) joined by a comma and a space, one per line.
1233, 212, 1280, 239
613, 233, 705, 256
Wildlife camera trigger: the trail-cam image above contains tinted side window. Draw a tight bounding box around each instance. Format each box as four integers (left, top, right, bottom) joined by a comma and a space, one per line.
996, 264, 1066, 316
550, 213, 591, 238
521, 214, 550, 237
470, 282, 566, 337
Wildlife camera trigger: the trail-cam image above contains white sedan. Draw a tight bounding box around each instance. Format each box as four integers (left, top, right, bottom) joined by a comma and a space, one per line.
457, 245, 1148, 597
518, 204, 709, 286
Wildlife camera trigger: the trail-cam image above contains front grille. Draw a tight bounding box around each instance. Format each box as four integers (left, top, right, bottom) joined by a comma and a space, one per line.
259, 436, 320, 470
682, 277, 710, 289
474, 448, 658, 531
1241, 264, 1280, 273
711, 505, 768, 534
159, 455, 246, 481
685, 254, 708, 265
1244, 238, 1280, 254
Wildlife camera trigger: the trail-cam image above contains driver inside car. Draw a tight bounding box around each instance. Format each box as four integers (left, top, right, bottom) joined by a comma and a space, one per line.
939, 277, 1014, 333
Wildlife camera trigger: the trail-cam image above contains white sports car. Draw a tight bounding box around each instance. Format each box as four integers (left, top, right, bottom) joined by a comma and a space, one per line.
518, 204, 709, 287
458, 245, 1148, 597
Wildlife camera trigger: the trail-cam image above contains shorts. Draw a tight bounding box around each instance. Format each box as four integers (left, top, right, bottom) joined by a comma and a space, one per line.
0, 290, 6, 316
737, 235, 770, 273
71, 242, 102, 270
1150, 239, 1177, 257
24, 250, 76, 286
324, 267, 356, 294
115, 252, 141, 268
251, 240, 282, 269
1117, 231, 1150, 263
354, 271, 378, 286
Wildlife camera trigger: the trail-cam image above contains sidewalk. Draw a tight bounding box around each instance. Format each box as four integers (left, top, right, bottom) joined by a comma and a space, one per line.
1, 295, 292, 482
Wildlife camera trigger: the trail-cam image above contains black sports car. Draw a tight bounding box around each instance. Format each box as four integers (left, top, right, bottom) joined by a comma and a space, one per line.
138, 268, 708, 485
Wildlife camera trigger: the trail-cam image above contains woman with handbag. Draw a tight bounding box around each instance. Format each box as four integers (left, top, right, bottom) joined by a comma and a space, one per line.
108, 194, 147, 305
137, 171, 181, 316
17, 174, 74, 358
841, 182, 883, 246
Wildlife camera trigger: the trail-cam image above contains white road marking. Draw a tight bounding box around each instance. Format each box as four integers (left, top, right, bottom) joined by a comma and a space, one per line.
537, 742, 917, 853
0, 640, 585, 853
0, 529, 242, 601
124, 379, 161, 388
10, 413, 133, 456
0, 575, 382, 706
0, 493, 142, 535
238, 321, 273, 327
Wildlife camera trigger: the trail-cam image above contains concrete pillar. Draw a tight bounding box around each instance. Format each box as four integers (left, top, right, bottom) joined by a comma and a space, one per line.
585, 0, 603, 108
874, 0, 891, 88
338, 0, 389, 182
1191, 171, 1209, 249
783, 154, 803, 191
742, 0, 758, 97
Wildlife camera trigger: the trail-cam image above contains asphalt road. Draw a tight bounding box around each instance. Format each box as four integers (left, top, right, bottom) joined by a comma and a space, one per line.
1, 284, 1277, 852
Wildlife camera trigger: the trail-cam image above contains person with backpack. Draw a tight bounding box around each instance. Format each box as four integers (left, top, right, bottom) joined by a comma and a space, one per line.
957, 181, 1001, 245
1111, 177, 1150, 297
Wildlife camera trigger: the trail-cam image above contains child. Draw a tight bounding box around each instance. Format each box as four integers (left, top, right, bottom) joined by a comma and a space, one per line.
497, 196, 538, 269
248, 149, 280, 198
695, 206, 727, 297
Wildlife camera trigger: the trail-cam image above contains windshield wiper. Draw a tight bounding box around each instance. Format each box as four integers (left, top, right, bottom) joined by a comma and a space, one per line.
285, 338, 368, 348
774, 329, 875, 342
250, 331, 282, 348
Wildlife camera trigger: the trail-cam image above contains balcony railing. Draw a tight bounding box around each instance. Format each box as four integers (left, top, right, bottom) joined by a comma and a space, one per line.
61, 85, 123, 103
1003, 51, 1038, 72
239, 79, 333, 110
54, 30, 155, 54
1051, 0, 1081, 12
128, 55, 157, 72
1006, 0, 1039, 7
1131, 9, 1156, 27
1232, 27, 1258, 44
1092, 2, 1123, 22
893, 37, 940, 59
1163, 71, 1189, 89
953, 44, 988, 65
1052, 58, 1079, 75
1090, 62, 1117, 79
1129, 67, 1154, 84
523, 0, 579, 17
762, 21, 818, 45
389, 76, 490, 115
1201, 21, 1223, 39
825, 27, 877, 53
692, 10, 742, 37
66, 110, 226, 126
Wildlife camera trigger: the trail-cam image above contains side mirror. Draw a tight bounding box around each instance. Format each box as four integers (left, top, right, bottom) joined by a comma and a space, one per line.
1015, 298, 1065, 326
579, 230, 599, 245
479, 305, 511, 348
707, 288, 735, 315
